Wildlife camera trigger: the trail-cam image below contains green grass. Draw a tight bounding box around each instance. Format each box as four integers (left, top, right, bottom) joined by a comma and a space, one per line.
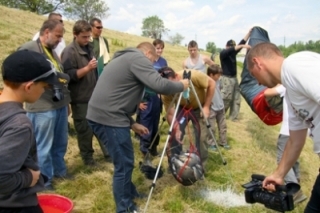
0, 5, 318, 213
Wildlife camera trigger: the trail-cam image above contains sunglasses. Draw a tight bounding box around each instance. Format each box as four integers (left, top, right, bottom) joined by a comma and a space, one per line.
95, 26, 103, 29
59, 20, 63, 23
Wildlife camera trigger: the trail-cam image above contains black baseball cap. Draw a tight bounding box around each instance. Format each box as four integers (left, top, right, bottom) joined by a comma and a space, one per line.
226, 39, 236, 47
2, 50, 69, 85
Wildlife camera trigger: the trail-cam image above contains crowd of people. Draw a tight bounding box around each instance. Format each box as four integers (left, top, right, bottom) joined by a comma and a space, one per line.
0, 12, 319, 213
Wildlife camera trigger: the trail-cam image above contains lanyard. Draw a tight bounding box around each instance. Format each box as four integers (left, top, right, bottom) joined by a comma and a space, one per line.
41, 44, 62, 72
36, 38, 62, 73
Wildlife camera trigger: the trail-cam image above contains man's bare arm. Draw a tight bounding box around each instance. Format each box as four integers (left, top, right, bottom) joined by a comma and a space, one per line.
203, 55, 215, 66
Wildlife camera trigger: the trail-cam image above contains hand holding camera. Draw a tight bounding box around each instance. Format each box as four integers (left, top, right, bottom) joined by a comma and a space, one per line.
242, 174, 300, 212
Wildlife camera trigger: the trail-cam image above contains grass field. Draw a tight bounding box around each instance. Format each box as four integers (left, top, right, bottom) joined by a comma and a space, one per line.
0, 6, 318, 213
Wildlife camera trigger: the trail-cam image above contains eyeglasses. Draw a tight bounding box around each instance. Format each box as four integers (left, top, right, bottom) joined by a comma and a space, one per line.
95, 26, 103, 29
31, 60, 57, 82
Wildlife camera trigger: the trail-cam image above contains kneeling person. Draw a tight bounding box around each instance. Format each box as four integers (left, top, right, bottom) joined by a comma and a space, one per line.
160, 67, 215, 167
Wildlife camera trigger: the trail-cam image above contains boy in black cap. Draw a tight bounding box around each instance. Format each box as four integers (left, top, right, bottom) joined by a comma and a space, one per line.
0, 50, 69, 212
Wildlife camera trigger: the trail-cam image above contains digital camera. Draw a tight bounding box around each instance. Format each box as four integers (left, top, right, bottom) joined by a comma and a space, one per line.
52, 84, 64, 102
242, 174, 300, 212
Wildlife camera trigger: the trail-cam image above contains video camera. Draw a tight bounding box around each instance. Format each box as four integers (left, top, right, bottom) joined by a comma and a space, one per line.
242, 174, 300, 212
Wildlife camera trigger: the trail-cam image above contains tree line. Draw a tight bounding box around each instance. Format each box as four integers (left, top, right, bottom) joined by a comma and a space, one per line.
0, 0, 109, 22
278, 40, 320, 57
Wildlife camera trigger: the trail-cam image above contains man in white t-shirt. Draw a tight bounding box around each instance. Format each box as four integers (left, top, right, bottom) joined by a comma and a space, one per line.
247, 42, 320, 212
33, 12, 66, 58
264, 84, 307, 203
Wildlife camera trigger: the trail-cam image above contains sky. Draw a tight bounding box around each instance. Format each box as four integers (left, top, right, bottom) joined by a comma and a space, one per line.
101, 0, 320, 49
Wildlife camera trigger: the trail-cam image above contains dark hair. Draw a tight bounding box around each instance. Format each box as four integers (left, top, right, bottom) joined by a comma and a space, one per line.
89, 17, 102, 26
73, 20, 92, 35
153, 39, 165, 48
246, 42, 283, 70
159, 67, 176, 79
48, 12, 62, 20
207, 64, 222, 76
39, 19, 62, 36
188, 40, 198, 48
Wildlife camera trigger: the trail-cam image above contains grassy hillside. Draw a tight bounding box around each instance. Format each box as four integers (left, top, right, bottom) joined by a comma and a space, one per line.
0, 6, 318, 213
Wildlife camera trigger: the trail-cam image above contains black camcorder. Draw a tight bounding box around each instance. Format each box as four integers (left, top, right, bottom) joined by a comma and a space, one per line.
242, 174, 300, 213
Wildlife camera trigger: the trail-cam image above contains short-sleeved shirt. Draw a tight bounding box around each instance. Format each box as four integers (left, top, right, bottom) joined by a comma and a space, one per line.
162, 70, 208, 110
281, 51, 320, 153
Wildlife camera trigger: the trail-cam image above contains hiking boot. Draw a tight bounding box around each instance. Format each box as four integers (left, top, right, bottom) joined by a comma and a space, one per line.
208, 145, 217, 152
293, 190, 308, 204
219, 144, 231, 150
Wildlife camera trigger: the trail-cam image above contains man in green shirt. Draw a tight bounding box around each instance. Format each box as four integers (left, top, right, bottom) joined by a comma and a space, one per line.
89, 17, 110, 66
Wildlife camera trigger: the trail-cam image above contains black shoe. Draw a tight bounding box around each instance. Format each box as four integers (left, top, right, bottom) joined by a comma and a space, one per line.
44, 184, 55, 191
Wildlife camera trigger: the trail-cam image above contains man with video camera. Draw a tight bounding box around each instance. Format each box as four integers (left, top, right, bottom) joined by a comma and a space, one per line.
247, 42, 320, 213
18, 19, 71, 191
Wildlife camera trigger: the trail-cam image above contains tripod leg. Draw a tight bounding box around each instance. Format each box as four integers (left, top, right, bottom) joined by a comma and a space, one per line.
142, 94, 179, 165
143, 92, 184, 213
189, 80, 227, 165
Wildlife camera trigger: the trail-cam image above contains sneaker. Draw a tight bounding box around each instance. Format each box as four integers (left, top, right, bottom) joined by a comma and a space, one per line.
219, 144, 231, 150
293, 190, 308, 204
208, 145, 217, 151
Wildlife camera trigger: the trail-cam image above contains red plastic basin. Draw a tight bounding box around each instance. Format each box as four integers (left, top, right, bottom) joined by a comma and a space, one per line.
38, 194, 73, 213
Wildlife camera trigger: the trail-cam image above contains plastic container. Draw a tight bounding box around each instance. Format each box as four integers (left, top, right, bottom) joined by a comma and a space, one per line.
38, 194, 73, 213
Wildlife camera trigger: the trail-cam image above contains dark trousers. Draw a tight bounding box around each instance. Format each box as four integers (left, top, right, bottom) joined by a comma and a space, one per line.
71, 103, 108, 161
138, 95, 161, 154
304, 172, 320, 213
0, 205, 43, 213
88, 120, 138, 213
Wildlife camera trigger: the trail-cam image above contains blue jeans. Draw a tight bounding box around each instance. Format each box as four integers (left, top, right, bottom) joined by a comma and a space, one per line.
88, 120, 138, 213
138, 94, 161, 154
27, 107, 68, 186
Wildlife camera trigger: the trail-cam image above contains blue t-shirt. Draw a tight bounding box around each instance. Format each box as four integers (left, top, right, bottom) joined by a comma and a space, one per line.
143, 57, 168, 100
153, 56, 168, 71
